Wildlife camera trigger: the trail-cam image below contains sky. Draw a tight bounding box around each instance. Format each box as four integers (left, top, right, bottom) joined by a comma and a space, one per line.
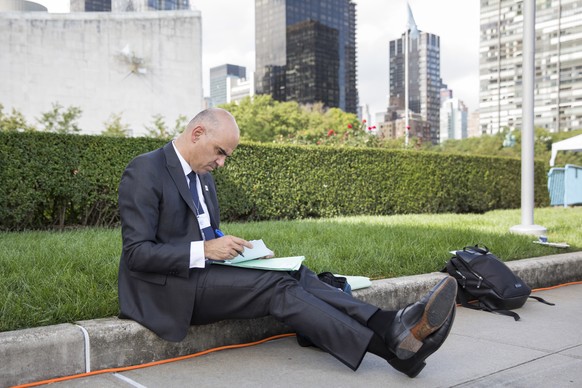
40, 0, 480, 124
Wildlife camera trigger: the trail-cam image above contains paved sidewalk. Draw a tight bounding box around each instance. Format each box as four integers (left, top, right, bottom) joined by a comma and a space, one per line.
23, 282, 582, 388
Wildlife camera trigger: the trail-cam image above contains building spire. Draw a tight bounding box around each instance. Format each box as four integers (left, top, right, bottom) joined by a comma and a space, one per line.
407, 2, 419, 40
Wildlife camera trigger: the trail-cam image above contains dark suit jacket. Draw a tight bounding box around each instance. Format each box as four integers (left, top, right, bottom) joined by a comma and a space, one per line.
118, 142, 220, 341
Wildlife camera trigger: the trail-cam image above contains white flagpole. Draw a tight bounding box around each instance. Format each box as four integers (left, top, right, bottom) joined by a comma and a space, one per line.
510, 0, 546, 236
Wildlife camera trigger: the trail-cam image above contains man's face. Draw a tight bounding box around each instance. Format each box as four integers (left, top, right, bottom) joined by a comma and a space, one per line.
192, 124, 239, 174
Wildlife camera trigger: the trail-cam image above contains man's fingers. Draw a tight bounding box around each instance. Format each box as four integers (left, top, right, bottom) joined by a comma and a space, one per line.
225, 235, 253, 252
205, 235, 253, 261
232, 236, 253, 249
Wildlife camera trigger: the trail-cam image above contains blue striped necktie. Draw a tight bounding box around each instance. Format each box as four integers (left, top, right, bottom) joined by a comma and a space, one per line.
187, 172, 216, 240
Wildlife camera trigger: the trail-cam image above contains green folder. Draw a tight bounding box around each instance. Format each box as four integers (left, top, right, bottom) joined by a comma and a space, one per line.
216, 256, 305, 271
336, 275, 372, 290
214, 239, 304, 271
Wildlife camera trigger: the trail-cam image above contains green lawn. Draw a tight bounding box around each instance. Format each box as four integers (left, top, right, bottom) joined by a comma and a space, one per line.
1, 206, 580, 332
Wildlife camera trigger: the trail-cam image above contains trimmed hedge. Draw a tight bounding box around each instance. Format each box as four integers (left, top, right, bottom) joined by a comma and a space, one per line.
0, 132, 549, 230
0, 132, 160, 230
217, 142, 549, 220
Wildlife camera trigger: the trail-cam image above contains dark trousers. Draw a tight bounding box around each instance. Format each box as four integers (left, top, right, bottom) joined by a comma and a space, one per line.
190, 265, 379, 370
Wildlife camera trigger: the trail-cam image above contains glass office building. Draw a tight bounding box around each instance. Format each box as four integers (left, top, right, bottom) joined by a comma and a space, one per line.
209, 64, 247, 107
255, 0, 358, 113
83, 0, 111, 11
480, 0, 582, 134
389, 31, 442, 144
146, 0, 189, 10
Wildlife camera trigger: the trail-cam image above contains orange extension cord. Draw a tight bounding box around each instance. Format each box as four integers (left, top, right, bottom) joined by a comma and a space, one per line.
11, 333, 297, 388
11, 280, 582, 388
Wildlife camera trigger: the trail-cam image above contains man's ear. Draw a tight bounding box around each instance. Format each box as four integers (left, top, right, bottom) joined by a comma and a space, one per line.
191, 125, 205, 143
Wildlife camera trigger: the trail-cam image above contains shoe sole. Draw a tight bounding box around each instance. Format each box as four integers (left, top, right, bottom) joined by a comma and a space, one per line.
394, 276, 457, 359
390, 306, 457, 378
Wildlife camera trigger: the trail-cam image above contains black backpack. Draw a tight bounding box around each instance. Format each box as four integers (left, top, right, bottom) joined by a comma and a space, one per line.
442, 244, 554, 320
317, 272, 352, 295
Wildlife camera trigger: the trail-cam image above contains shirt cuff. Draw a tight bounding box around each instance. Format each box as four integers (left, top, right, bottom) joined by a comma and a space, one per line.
189, 240, 206, 268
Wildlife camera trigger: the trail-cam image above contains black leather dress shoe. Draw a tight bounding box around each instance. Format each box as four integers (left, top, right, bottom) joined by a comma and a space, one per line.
389, 306, 456, 378
386, 276, 457, 360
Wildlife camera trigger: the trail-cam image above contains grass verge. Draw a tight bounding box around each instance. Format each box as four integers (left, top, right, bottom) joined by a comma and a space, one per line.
1, 206, 580, 332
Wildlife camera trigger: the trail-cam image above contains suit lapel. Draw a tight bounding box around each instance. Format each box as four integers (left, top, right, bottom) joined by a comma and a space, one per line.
162, 143, 198, 216
163, 143, 219, 229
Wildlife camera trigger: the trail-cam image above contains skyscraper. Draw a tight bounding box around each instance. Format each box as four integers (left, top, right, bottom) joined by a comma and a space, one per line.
479, 0, 582, 134
209, 64, 247, 107
440, 98, 468, 142
389, 31, 442, 144
254, 0, 357, 113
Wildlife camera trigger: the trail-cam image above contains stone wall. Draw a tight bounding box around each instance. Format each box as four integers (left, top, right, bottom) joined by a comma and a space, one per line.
0, 11, 203, 135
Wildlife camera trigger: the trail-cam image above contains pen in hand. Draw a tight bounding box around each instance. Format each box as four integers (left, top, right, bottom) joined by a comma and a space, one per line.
215, 229, 244, 257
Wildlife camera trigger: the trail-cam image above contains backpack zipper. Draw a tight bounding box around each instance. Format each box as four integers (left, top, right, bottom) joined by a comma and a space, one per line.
457, 257, 484, 288
454, 269, 467, 288
476, 274, 483, 288
465, 266, 483, 288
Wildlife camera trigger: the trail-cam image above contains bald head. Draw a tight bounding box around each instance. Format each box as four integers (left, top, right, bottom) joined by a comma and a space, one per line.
175, 108, 240, 174
186, 108, 240, 138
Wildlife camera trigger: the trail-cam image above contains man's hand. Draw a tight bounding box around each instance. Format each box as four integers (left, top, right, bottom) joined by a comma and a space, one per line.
204, 235, 253, 261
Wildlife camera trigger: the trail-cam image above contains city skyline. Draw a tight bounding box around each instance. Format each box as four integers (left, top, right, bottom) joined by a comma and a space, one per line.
39, 0, 480, 123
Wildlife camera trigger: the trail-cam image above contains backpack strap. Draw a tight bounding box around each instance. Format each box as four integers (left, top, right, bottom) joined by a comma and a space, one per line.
463, 244, 489, 255
478, 304, 521, 321
529, 295, 555, 306
456, 284, 521, 321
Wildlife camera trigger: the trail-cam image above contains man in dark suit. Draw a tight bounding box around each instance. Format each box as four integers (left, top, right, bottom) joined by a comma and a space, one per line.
118, 108, 457, 377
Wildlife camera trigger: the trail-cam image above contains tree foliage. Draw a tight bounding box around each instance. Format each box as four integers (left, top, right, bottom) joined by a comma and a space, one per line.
220, 95, 307, 142
428, 127, 582, 165
145, 113, 188, 140
220, 95, 371, 146
101, 113, 130, 138
37, 103, 83, 134
0, 104, 36, 132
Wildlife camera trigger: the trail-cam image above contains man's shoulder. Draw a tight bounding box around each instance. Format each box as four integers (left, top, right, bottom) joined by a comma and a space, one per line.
131, 143, 171, 165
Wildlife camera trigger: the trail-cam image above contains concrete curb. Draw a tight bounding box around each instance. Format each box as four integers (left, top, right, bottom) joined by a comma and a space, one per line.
2, 252, 581, 387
